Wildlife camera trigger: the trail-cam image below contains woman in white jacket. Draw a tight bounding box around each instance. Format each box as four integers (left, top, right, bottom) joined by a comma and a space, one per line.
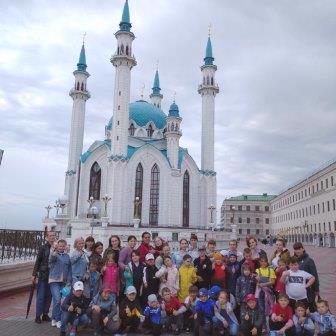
155, 255, 179, 296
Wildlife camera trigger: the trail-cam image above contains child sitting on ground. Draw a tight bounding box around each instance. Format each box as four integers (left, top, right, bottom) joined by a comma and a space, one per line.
292, 302, 315, 336
310, 299, 336, 336
184, 285, 199, 332
194, 288, 215, 335
144, 294, 162, 336
213, 290, 239, 336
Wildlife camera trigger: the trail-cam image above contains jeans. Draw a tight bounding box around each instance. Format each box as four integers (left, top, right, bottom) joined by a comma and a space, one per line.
213, 316, 238, 335
36, 278, 52, 318
50, 282, 64, 321
61, 311, 89, 332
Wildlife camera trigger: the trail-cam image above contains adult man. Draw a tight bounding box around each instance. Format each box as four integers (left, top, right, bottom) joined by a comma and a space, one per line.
220, 239, 243, 261
188, 234, 199, 261
32, 230, 56, 323
293, 242, 319, 311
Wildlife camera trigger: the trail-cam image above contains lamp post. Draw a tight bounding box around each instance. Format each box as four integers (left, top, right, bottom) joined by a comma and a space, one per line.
89, 205, 99, 236
58, 195, 68, 215
101, 194, 111, 217
133, 196, 142, 228
87, 196, 94, 215
54, 201, 61, 216
208, 204, 216, 231
45, 205, 52, 219
230, 206, 237, 239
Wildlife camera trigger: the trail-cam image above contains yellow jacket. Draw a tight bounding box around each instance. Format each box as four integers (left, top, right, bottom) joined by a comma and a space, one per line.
178, 264, 197, 302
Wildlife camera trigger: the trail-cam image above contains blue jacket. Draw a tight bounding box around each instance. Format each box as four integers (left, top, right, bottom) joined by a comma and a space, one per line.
310, 311, 336, 334
89, 292, 116, 318
49, 250, 72, 284
83, 270, 101, 299
70, 250, 88, 282
195, 299, 215, 322
144, 306, 161, 325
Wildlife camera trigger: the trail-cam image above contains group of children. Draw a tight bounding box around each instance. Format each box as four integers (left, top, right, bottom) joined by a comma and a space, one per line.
45, 234, 336, 336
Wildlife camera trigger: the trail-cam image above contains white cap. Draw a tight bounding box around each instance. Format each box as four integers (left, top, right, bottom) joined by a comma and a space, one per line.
148, 294, 158, 303
125, 285, 137, 295
73, 281, 84, 291
145, 253, 155, 261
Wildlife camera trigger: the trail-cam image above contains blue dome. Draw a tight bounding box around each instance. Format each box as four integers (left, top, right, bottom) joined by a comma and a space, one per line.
168, 102, 180, 117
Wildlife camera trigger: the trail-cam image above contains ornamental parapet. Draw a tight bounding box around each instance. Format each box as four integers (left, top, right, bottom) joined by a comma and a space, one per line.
108, 154, 128, 162
200, 169, 217, 176
65, 169, 76, 176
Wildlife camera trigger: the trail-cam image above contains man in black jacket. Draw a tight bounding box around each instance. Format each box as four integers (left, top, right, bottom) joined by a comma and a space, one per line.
31, 230, 56, 323
293, 242, 320, 311
194, 245, 213, 289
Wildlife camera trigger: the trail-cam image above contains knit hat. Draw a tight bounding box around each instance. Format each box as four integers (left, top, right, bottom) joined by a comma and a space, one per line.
148, 294, 158, 303
213, 252, 223, 261
199, 288, 208, 296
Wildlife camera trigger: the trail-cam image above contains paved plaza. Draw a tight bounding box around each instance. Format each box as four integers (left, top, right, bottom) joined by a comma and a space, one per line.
0, 244, 335, 336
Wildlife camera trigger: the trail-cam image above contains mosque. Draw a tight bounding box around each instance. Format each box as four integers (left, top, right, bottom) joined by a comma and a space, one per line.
50, 0, 220, 240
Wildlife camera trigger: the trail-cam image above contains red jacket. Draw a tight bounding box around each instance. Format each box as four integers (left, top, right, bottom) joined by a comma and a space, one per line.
163, 296, 182, 315
212, 263, 226, 285
137, 242, 152, 263
275, 266, 286, 293
272, 303, 293, 323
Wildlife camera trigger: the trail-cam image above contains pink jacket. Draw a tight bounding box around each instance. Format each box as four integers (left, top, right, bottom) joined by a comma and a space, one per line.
155, 265, 179, 296
102, 262, 119, 294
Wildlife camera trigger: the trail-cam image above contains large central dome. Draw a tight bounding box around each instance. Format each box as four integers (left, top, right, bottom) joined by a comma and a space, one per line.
129, 100, 166, 129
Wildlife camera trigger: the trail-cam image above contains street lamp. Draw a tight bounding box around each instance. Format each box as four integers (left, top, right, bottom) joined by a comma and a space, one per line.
230, 206, 237, 239
58, 195, 68, 215
45, 205, 52, 219
89, 205, 99, 235
134, 196, 142, 220
208, 204, 216, 230
87, 196, 94, 215
101, 194, 111, 217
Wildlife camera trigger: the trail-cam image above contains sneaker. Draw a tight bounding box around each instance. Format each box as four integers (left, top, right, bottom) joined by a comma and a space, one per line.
56, 321, 62, 329
51, 319, 57, 327
35, 317, 42, 324
42, 314, 51, 322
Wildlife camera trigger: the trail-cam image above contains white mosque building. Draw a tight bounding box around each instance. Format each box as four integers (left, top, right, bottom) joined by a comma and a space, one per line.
49, 0, 221, 241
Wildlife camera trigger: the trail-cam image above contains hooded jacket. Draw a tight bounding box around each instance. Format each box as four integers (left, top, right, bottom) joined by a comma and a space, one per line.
297, 252, 319, 293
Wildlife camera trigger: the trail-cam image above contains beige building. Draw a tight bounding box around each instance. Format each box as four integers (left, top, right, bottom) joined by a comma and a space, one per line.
221, 194, 276, 239
271, 160, 336, 248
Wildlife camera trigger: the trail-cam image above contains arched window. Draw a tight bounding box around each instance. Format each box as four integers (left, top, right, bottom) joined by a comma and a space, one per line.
89, 162, 101, 200
117, 46, 120, 55
134, 163, 143, 218
149, 164, 160, 227
81, 82, 84, 91
129, 123, 135, 136
76, 82, 80, 90
182, 171, 190, 227
126, 45, 129, 55
147, 124, 154, 138
206, 76, 210, 85
211, 77, 214, 85
120, 44, 124, 54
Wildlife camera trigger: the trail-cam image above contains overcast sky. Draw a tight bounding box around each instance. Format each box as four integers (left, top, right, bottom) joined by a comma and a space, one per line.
0, 0, 336, 229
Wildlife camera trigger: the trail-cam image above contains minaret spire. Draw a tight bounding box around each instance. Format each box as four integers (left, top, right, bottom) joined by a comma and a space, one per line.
120, 0, 131, 32
77, 43, 87, 71
150, 68, 163, 108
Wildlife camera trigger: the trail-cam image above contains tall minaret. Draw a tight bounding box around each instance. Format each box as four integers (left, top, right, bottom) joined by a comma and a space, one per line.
198, 34, 219, 172
150, 69, 163, 108
110, 0, 137, 157
65, 43, 90, 218
166, 102, 182, 169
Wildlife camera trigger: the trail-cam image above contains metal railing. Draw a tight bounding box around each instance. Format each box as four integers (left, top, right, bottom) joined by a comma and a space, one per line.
0, 229, 47, 263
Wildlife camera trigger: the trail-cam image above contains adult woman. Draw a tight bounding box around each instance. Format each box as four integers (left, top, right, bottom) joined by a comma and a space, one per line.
172, 238, 189, 268
137, 232, 155, 263
84, 236, 95, 257
118, 235, 137, 270
70, 237, 89, 283
103, 235, 121, 263
153, 236, 164, 258
270, 237, 290, 268
89, 241, 104, 271
247, 236, 267, 262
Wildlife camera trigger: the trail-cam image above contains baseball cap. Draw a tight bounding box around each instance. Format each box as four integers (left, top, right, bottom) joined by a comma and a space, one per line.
199, 288, 208, 296
245, 294, 257, 302
73, 281, 84, 291
209, 285, 222, 297
125, 286, 137, 295
148, 294, 158, 303
145, 253, 155, 261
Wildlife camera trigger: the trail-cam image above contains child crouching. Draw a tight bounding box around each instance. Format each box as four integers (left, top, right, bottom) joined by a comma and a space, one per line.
310, 299, 336, 336
293, 302, 315, 336
144, 294, 162, 336
194, 288, 215, 336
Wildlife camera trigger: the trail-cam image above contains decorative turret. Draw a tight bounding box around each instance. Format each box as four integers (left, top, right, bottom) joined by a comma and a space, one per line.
110, 0, 137, 157
150, 69, 163, 108
65, 42, 91, 218
166, 101, 182, 169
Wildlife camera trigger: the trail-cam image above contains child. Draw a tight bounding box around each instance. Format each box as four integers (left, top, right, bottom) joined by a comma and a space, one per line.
89, 241, 104, 272
144, 294, 162, 336
128, 250, 144, 297
226, 252, 241, 297
178, 254, 198, 303
239, 248, 256, 273
210, 285, 237, 310
70, 237, 89, 283
194, 288, 215, 335
292, 302, 315, 336
161, 287, 186, 334
82, 260, 102, 300
211, 252, 227, 288
49, 239, 72, 328
274, 259, 287, 297
184, 286, 199, 332
235, 264, 256, 308
119, 286, 143, 333
255, 256, 275, 317
87, 287, 120, 335
310, 299, 336, 336
142, 253, 160, 307
60, 281, 90, 336
238, 294, 263, 336
269, 293, 295, 336
101, 250, 119, 300
280, 256, 315, 311
155, 255, 179, 296
206, 239, 217, 262
123, 265, 133, 293
213, 290, 239, 336
194, 245, 213, 289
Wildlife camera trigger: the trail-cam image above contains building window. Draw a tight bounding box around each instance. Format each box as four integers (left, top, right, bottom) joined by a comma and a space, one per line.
312, 185, 315, 193
332, 176, 334, 186
230, 205, 234, 210
238, 205, 242, 211
256, 218, 260, 224
129, 123, 135, 136
334, 221, 336, 231
327, 201, 330, 212
333, 199, 336, 211
314, 223, 316, 232
319, 223, 321, 232
316, 183, 319, 192
238, 217, 242, 224
326, 178, 329, 188
134, 163, 143, 219
147, 124, 154, 138
305, 189, 307, 197
313, 205, 316, 215
247, 229, 250, 234
182, 171, 190, 228
255, 206, 260, 211
318, 204, 320, 214
265, 218, 269, 224
230, 217, 234, 223
321, 181, 324, 189
149, 164, 160, 226
265, 206, 269, 212
238, 229, 242, 234
256, 229, 260, 235
323, 223, 326, 231
329, 222, 331, 231
246, 205, 250, 211
308, 187, 311, 195
247, 218, 250, 224
266, 229, 269, 235
89, 162, 101, 200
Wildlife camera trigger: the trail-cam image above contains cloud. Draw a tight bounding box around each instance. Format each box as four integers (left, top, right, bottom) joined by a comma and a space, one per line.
0, 0, 336, 228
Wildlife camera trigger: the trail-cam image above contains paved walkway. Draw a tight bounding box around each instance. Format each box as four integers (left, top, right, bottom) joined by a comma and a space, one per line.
0, 244, 335, 335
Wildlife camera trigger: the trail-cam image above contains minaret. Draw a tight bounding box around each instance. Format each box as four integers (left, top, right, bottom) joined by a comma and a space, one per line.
65, 43, 90, 217
198, 34, 219, 172
110, 0, 137, 157
150, 69, 163, 108
166, 102, 182, 169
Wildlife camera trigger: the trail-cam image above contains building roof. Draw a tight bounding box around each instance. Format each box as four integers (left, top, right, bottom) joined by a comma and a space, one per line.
225, 194, 277, 202
168, 102, 180, 117
77, 44, 87, 71
119, 0, 132, 32
152, 70, 161, 95
204, 36, 214, 65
